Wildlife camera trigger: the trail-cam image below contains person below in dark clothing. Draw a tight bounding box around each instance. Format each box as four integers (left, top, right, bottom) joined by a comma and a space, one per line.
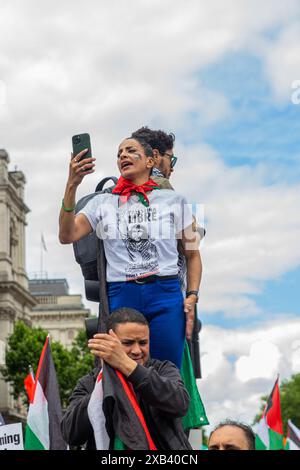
61, 308, 192, 450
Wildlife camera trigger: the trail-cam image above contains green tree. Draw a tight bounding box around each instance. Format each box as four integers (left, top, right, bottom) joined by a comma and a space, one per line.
0, 321, 94, 408
202, 427, 209, 447
280, 374, 300, 432
0, 322, 48, 403
253, 374, 300, 434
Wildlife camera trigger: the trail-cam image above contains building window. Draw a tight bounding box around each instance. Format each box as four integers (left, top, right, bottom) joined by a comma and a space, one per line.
68, 330, 74, 340
9, 218, 18, 258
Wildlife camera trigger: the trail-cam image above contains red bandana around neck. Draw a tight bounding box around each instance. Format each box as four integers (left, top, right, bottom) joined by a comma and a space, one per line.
112, 176, 160, 207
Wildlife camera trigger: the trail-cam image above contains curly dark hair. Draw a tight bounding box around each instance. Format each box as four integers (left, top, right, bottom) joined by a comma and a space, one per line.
131, 126, 175, 155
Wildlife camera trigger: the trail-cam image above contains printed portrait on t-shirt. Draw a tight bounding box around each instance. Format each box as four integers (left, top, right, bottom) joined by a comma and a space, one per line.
123, 223, 159, 279
117, 205, 159, 280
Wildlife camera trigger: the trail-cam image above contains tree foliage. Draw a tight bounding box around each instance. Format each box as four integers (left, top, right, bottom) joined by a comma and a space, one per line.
253, 374, 300, 434
280, 374, 300, 432
202, 427, 209, 446
0, 321, 94, 408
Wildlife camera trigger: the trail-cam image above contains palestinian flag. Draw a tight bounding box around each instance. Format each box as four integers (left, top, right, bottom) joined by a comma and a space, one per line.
180, 341, 209, 430
25, 336, 67, 450
88, 363, 157, 450
24, 365, 35, 402
255, 377, 284, 450
285, 420, 300, 450
0, 413, 5, 426
87, 370, 110, 450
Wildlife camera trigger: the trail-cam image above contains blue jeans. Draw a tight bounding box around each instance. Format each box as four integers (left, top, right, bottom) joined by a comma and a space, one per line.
107, 278, 185, 369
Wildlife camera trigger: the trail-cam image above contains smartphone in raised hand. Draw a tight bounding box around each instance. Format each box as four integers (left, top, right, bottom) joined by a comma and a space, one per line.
72, 133, 92, 161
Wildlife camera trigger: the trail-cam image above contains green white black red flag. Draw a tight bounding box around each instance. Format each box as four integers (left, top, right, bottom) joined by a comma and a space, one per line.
255, 377, 284, 450
25, 336, 67, 450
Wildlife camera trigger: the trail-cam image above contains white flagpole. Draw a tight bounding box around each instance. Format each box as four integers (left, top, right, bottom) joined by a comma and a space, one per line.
40, 234, 43, 277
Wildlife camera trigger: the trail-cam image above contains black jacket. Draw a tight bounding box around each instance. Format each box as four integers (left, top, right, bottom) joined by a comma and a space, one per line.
61, 358, 192, 450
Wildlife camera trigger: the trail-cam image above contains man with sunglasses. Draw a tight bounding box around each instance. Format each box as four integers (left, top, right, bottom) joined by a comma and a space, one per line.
131, 127, 177, 183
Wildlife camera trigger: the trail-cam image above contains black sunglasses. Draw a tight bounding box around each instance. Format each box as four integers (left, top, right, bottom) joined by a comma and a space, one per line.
164, 153, 177, 168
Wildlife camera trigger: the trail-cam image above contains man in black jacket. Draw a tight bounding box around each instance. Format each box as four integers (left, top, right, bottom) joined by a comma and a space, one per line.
61, 307, 192, 450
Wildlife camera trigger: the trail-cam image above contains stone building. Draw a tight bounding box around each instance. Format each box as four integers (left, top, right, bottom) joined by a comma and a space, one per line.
0, 149, 36, 422
29, 278, 90, 349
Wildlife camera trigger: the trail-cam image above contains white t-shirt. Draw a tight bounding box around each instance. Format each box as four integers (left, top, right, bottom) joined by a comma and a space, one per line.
79, 189, 193, 282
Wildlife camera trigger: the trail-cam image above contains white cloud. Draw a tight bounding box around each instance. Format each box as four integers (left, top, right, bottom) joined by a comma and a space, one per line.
235, 340, 281, 382
257, 22, 300, 102
1, 1, 299, 145
201, 345, 227, 380
199, 318, 300, 432
291, 340, 300, 372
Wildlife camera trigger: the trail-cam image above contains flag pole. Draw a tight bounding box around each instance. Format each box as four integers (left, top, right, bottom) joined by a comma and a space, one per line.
40, 233, 48, 277
40, 233, 43, 277
29, 364, 35, 381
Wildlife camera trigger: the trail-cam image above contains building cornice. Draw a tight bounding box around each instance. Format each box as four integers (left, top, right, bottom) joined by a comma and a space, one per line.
0, 281, 37, 308
0, 183, 30, 215
30, 310, 89, 319
31, 305, 89, 312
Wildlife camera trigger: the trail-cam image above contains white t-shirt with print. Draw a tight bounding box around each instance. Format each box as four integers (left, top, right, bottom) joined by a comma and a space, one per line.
79, 189, 193, 282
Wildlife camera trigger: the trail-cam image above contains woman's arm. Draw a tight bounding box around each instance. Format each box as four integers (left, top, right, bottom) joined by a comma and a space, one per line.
181, 225, 202, 340
59, 149, 95, 244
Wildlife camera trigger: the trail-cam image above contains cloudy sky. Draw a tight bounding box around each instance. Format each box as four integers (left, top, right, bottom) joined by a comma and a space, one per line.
1, 0, 300, 436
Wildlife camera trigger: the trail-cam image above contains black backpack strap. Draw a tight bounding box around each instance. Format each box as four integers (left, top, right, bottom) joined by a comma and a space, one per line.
75, 176, 118, 213
95, 176, 118, 192
96, 237, 110, 334
94, 178, 117, 333
187, 307, 202, 379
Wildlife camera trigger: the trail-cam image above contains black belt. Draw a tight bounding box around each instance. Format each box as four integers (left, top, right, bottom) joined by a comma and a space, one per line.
128, 274, 178, 285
